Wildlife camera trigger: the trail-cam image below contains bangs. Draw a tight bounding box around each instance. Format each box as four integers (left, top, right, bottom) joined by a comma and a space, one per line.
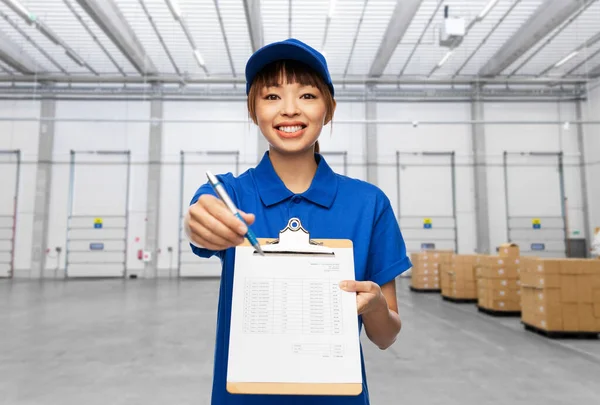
251, 60, 328, 93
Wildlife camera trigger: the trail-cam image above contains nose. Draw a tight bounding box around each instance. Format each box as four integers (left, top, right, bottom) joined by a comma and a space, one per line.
280, 96, 299, 117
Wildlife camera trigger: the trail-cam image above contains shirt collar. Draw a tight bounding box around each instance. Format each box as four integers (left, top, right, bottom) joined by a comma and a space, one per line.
254, 151, 339, 208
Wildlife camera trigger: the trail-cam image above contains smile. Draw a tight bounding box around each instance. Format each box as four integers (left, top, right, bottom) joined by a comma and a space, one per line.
274, 124, 307, 138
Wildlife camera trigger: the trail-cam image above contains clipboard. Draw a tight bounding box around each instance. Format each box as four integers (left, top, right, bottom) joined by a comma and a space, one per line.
226, 218, 363, 396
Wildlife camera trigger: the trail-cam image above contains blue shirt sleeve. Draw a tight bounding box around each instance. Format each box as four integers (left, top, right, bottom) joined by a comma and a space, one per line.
187, 173, 236, 260
366, 193, 412, 286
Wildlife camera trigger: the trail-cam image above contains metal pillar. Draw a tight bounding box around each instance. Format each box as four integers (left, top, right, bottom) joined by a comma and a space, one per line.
0, 150, 20, 278
145, 98, 163, 277
365, 91, 378, 185
575, 99, 591, 257
395, 151, 458, 253
503, 151, 567, 257
471, 91, 491, 254
178, 150, 240, 278
31, 99, 56, 278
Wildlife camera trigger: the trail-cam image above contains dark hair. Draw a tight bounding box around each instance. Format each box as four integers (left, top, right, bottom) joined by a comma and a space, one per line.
247, 60, 335, 153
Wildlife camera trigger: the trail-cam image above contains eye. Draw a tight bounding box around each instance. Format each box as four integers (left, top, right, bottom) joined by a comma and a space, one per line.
264, 94, 279, 100
301, 93, 317, 99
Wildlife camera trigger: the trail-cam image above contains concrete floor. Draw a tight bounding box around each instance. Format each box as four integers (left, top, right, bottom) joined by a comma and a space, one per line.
2, 277, 600, 405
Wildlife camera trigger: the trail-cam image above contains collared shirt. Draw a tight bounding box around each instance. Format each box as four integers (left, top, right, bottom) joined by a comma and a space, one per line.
189, 151, 412, 405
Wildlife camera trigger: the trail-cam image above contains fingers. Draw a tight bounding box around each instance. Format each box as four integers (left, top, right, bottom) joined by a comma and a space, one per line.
339, 280, 378, 293
186, 194, 257, 251
238, 210, 255, 226
200, 196, 249, 236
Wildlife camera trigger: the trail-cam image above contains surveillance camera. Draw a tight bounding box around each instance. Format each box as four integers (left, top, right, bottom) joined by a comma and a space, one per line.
412, 121, 419, 128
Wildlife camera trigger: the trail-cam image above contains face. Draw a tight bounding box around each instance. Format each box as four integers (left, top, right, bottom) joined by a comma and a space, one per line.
254, 81, 328, 155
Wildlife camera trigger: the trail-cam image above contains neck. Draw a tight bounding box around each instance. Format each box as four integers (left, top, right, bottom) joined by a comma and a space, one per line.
268, 147, 318, 194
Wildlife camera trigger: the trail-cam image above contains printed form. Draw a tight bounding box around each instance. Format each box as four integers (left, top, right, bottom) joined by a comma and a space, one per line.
227, 246, 363, 385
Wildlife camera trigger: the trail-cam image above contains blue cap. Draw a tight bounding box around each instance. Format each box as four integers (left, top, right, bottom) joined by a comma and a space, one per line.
245, 38, 334, 97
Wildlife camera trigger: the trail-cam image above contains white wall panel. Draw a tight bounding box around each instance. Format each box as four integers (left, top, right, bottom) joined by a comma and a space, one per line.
159, 101, 257, 277
48, 101, 150, 277
484, 102, 581, 257
376, 102, 475, 255
0, 100, 40, 274
2, 96, 596, 277
319, 102, 366, 181
583, 82, 600, 241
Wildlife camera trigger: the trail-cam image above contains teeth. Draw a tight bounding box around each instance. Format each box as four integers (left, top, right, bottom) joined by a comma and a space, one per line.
278, 125, 303, 133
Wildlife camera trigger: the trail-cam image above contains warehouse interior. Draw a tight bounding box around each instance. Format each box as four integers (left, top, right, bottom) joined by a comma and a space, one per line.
1, 0, 600, 404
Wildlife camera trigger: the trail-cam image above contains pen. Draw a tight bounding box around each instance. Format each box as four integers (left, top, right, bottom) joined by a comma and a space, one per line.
206, 171, 265, 256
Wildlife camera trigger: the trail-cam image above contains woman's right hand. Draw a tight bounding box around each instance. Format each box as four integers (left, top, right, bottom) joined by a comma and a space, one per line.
185, 194, 256, 251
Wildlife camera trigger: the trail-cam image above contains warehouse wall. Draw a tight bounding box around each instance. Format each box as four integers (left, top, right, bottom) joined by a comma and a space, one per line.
583, 81, 600, 238
0, 97, 592, 277
0, 99, 40, 273
485, 101, 583, 256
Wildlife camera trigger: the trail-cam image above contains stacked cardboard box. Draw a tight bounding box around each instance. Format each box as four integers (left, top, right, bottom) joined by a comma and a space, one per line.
411, 250, 454, 291
476, 243, 521, 313
521, 258, 600, 333
441, 254, 480, 300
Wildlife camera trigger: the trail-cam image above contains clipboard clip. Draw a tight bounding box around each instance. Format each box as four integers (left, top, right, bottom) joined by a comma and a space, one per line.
254, 218, 335, 257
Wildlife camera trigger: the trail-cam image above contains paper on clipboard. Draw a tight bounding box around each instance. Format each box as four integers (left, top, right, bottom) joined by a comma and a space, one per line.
226, 218, 363, 395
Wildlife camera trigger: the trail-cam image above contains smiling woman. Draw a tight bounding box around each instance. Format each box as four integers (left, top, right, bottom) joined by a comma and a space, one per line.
184, 38, 411, 405
246, 59, 337, 154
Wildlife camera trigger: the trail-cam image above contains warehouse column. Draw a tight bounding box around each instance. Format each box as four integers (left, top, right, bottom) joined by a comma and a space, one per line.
575, 96, 591, 256
30, 98, 56, 278
365, 89, 378, 185
471, 86, 491, 254
145, 96, 163, 277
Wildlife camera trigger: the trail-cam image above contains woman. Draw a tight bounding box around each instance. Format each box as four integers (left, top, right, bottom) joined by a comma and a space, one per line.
184, 38, 412, 404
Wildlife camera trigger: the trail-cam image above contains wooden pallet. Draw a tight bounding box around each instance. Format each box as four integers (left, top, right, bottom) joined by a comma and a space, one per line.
477, 305, 521, 317
410, 286, 441, 294
442, 295, 478, 304
523, 322, 600, 340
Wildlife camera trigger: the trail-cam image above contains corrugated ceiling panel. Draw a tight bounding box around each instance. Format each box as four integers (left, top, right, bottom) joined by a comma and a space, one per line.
291, 0, 328, 52
568, 40, 600, 76
383, 0, 442, 76
346, 0, 396, 76
434, 0, 516, 77
322, 0, 366, 76
505, 1, 600, 76
115, 0, 176, 74
217, 0, 252, 76
262, 0, 289, 44
26, 0, 134, 74
141, 0, 201, 76
181, 0, 232, 76
0, 2, 84, 73
457, 0, 545, 76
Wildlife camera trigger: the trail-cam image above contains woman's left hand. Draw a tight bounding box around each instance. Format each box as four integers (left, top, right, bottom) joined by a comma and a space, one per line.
339, 280, 386, 315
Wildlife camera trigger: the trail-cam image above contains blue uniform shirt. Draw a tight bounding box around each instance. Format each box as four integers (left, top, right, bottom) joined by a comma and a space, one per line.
190, 152, 412, 405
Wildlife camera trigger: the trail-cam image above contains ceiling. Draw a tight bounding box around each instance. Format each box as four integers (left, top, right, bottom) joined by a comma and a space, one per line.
0, 0, 599, 87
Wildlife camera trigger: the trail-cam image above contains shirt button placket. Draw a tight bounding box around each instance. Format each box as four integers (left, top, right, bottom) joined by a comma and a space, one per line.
289, 196, 302, 218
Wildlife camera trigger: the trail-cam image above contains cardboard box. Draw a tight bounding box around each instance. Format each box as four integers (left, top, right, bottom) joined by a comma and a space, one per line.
498, 243, 520, 258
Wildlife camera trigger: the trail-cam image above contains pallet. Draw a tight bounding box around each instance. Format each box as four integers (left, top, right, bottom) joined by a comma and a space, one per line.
523, 322, 600, 340
442, 295, 477, 304
410, 286, 441, 294
477, 305, 521, 317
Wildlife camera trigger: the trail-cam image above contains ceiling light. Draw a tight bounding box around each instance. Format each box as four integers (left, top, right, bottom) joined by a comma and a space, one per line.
328, 0, 336, 19
554, 51, 579, 68
194, 49, 205, 67
477, 0, 499, 20
437, 50, 454, 67
5, 0, 33, 21
166, 0, 182, 20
